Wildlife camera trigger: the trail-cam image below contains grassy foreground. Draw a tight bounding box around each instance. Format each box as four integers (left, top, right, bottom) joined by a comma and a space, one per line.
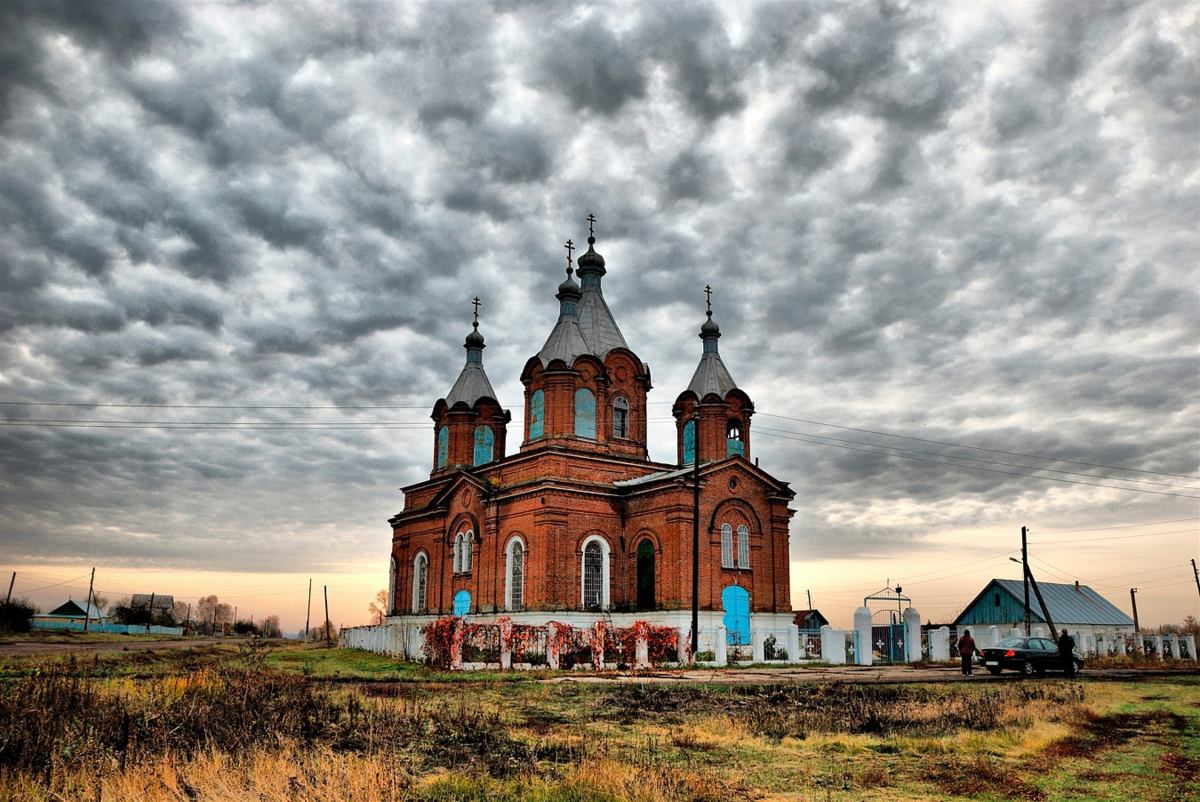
0, 641, 1196, 801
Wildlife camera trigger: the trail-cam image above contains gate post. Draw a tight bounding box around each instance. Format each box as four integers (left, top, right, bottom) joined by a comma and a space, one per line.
903, 607, 921, 662
715, 626, 728, 666
787, 624, 801, 663
854, 606, 872, 666
751, 627, 765, 663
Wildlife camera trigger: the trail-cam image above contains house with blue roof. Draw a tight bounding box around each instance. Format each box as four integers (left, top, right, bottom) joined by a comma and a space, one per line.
954, 578, 1135, 638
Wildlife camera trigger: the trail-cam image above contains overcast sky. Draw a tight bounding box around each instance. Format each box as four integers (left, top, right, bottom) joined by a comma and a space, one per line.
1, 0, 1196, 633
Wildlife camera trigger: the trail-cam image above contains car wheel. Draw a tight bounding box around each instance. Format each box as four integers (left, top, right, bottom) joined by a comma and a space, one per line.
988, 667, 1002, 675
1021, 660, 1036, 676
1075, 660, 1084, 673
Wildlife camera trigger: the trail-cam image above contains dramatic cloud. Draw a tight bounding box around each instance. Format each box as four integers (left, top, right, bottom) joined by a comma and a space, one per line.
0, 0, 1196, 629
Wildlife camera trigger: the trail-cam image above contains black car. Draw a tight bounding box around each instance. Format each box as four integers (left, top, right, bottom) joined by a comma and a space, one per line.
979, 636, 1085, 676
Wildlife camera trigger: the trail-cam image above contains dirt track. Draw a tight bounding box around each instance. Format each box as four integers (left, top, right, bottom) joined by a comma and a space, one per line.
0, 637, 228, 658
547, 663, 1200, 685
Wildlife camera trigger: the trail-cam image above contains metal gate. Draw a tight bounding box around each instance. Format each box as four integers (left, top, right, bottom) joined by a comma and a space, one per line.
871, 623, 907, 663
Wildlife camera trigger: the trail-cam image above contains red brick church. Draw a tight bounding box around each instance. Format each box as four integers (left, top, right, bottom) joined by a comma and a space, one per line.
387, 218, 796, 642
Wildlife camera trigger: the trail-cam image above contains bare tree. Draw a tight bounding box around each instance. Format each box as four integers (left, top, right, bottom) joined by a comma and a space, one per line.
367, 589, 388, 625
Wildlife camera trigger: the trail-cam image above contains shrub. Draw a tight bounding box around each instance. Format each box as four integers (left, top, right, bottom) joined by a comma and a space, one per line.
0, 598, 38, 633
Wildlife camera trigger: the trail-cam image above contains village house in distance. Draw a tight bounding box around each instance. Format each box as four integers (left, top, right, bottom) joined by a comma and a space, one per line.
386, 217, 796, 646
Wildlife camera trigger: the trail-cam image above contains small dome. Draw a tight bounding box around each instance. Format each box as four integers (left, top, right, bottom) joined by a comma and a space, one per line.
576, 236, 605, 271
464, 325, 485, 349
557, 270, 582, 299
700, 312, 720, 337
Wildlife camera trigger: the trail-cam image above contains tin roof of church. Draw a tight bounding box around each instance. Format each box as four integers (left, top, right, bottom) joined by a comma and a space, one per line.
445, 360, 498, 407
686, 349, 738, 398
577, 287, 629, 357
537, 315, 594, 366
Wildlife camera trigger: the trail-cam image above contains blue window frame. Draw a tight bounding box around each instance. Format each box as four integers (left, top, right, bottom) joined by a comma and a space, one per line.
575, 388, 596, 439
529, 390, 544, 440
473, 425, 494, 466
722, 585, 750, 645
436, 425, 448, 469
682, 419, 696, 465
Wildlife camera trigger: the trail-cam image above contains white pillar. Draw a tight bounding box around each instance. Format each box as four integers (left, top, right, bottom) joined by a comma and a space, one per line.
635, 629, 650, 670
787, 625, 801, 663
1152, 635, 1163, 660
546, 622, 561, 670
499, 617, 513, 670
854, 606, 873, 666
1033, 626, 1045, 638
677, 627, 689, 664
904, 607, 922, 662
987, 625, 1000, 647
715, 626, 728, 666
1186, 635, 1196, 661
1168, 635, 1180, 660
820, 625, 845, 664
450, 619, 464, 670
752, 628, 765, 663
930, 627, 950, 662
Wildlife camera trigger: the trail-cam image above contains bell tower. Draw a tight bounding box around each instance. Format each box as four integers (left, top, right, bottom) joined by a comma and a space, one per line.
673, 286, 753, 465
431, 298, 510, 475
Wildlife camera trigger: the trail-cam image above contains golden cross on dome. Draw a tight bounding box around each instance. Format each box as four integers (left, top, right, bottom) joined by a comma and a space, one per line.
704, 284, 712, 314
565, 239, 574, 269
472, 296, 480, 326
586, 213, 597, 237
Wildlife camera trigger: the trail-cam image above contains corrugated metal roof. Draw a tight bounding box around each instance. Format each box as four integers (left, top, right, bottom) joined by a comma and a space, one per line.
967, 579, 1134, 626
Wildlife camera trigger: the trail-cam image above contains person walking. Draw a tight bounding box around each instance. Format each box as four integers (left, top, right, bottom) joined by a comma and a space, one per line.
1058, 630, 1077, 678
957, 629, 977, 676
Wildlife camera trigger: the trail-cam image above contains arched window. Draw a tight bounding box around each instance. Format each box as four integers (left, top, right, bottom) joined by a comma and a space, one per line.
529, 390, 544, 440
474, 425, 494, 466
506, 538, 525, 611
581, 536, 609, 610
612, 396, 629, 438
737, 524, 750, 569
454, 531, 473, 573
721, 523, 734, 568
575, 388, 596, 439
436, 426, 448, 468
682, 419, 696, 465
412, 553, 428, 614
727, 420, 744, 458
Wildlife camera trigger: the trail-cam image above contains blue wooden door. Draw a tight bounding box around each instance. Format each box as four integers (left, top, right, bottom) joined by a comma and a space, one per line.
722, 585, 749, 645
453, 590, 471, 617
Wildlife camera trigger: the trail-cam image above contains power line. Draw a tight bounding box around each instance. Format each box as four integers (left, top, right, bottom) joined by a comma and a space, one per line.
1038, 517, 1198, 534
756, 426, 1197, 490
1033, 528, 1198, 545
753, 427, 1200, 499
758, 412, 1199, 480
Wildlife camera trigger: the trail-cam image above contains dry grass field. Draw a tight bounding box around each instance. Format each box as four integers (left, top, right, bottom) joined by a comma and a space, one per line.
0, 640, 1196, 801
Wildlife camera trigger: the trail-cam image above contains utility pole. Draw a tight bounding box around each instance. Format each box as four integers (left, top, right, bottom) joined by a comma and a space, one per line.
212, 606, 219, 636
185, 603, 191, 636
1130, 588, 1141, 654
234, 606, 238, 634
690, 418, 700, 663
2, 572, 13, 633
1191, 559, 1200, 609
324, 585, 331, 646
305, 578, 312, 643
1024, 566, 1057, 641
83, 568, 95, 633
147, 592, 155, 633
806, 589, 812, 610
1022, 526, 1030, 636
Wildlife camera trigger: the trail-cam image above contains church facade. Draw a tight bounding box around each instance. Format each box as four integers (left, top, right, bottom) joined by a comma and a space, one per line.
387, 220, 796, 640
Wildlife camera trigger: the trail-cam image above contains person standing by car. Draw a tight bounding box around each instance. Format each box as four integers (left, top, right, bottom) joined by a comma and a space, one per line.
1058, 630, 1076, 678
957, 629, 977, 676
